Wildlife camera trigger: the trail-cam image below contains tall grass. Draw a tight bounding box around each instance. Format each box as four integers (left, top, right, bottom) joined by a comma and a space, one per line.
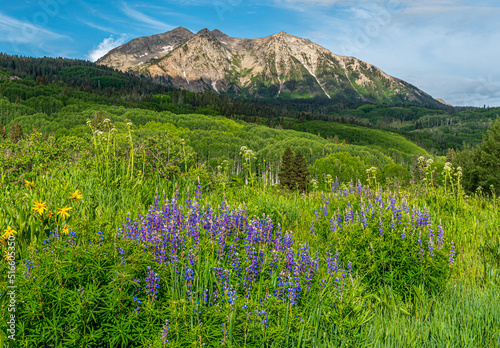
1, 150, 499, 346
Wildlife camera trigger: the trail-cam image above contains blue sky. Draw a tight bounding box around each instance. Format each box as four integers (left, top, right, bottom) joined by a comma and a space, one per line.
1, 0, 499, 107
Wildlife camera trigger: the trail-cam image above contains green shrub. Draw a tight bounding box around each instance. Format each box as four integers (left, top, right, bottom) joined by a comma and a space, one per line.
383, 163, 411, 185
311, 152, 367, 187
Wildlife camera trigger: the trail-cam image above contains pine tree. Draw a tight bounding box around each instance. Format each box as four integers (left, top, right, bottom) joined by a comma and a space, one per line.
472, 117, 500, 194
15, 96, 20, 104
279, 147, 294, 189
9, 122, 23, 142
0, 123, 6, 140
333, 135, 340, 144
293, 151, 309, 192
446, 148, 456, 163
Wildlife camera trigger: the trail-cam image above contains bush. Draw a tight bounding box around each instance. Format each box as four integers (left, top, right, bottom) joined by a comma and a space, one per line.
311, 152, 367, 187
383, 163, 411, 185
315, 181, 454, 296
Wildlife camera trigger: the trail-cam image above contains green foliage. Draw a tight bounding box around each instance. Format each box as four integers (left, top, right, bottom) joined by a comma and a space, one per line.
8, 122, 23, 142
383, 163, 411, 186
293, 120, 429, 162
278, 147, 294, 189
470, 118, 500, 194
292, 151, 309, 192
139, 135, 189, 179
362, 285, 500, 347
311, 152, 367, 187
315, 184, 453, 296
1, 53, 499, 346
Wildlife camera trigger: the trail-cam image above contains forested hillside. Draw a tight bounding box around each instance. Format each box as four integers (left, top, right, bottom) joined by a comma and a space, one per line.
0, 53, 495, 158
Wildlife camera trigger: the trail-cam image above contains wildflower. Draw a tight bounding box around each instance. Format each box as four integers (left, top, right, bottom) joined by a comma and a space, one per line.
449, 241, 456, 266
57, 206, 73, 218
3, 226, 17, 240
437, 220, 444, 248
145, 266, 160, 303
46, 211, 54, 219
3, 250, 11, 261
24, 180, 36, 189
62, 225, 70, 235
159, 319, 170, 344
69, 189, 83, 200
32, 200, 48, 216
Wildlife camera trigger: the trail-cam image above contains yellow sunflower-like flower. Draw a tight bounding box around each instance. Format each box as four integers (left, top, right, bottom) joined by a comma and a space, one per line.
3, 226, 17, 238
57, 206, 73, 219
24, 180, 36, 190
62, 224, 70, 235
70, 189, 83, 200
46, 210, 54, 219
3, 250, 11, 261
32, 200, 48, 216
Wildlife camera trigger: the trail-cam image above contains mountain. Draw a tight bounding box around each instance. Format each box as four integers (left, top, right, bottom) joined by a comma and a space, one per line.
98, 27, 441, 106
97, 27, 194, 72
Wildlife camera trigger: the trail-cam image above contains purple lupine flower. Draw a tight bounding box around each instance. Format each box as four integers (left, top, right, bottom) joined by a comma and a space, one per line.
260, 308, 269, 329
379, 217, 384, 236
202, 288, 209, 306
132, 278, 141, 315
330, 216, 337, 232
145, 266, 160, 303
159, 319, 170, 344
118, 248, 126, 265
418, 230, 424, 262
437, 220, 444, 248
184, 267, 195, 296
427, 228, 435, 258
449, 241, 456, 266
24, 259, 34, 279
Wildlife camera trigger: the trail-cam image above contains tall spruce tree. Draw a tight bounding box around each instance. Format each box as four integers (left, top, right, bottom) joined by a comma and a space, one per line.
8, 122, 23, 142
0, 123, 6, 140
471, 117, 500, 194
293, 151, 309, 192
446, 148, 456, 163
279, 147, 294, 189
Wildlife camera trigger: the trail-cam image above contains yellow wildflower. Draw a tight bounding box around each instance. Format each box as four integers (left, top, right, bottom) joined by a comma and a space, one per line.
25, 180, 36, 190
46, 210, 54, 219
70, 189, 83, 200
32, 200, 48, 216
3, 250, 11, 261
3, 226, 17, 238
57, 206, 73, 218
62, 225, 70, 235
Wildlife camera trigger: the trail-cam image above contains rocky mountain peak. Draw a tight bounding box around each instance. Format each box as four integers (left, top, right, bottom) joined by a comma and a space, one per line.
97, 28, 441, 107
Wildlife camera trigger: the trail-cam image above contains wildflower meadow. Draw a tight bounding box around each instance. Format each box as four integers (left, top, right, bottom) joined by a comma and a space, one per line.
1, 116, 499, 347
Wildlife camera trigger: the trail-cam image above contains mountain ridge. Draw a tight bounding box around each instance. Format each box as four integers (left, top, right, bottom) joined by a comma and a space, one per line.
97, 27, 441, 107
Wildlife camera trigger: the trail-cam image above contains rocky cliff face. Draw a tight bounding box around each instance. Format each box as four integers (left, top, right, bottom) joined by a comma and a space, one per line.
98, 27, 439, 105
97, 27, 194, 72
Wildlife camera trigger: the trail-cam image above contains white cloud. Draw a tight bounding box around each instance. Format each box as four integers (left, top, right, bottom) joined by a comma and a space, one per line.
87, 35, 128, 62
122, 2, 173, 31
80, 20, 119, 34
0, 11, 68, 46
